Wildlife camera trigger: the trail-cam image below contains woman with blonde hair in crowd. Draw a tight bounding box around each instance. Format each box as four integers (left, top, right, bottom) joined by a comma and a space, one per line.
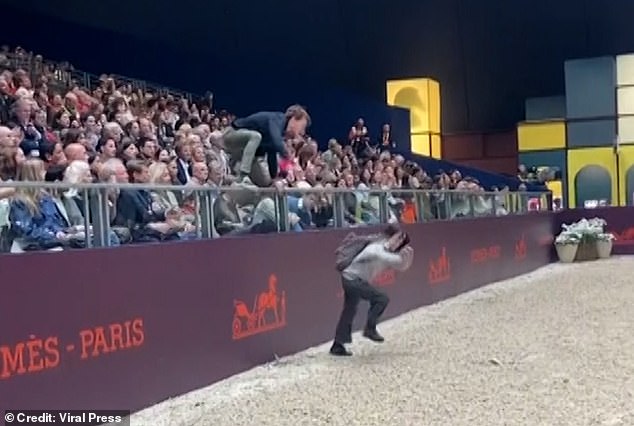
191, 144, 206, 164
8, 158, 73, 252
148, 161, 179, 214
178, 123, 193, 134
0, 146, 23, 250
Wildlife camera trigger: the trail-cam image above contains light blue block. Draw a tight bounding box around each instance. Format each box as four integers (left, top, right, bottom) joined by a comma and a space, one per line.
525, 96, 566, 121
565, 56, 616, 119
566, 119, 616, 148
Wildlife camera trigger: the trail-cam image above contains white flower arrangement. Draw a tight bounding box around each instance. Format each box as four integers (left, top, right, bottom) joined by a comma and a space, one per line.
555, 217, 607, 245
555, 232, 581, 245
596, 232, 615, 242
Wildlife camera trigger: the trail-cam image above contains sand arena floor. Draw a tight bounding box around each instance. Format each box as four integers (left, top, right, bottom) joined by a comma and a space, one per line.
130, 257, 634, 426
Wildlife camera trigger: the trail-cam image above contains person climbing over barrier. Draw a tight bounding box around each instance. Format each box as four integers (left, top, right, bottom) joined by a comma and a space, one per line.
223, 105, 310, 186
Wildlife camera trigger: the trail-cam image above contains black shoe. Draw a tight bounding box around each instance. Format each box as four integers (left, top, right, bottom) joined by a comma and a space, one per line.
329, 342, 353, 356
363, 328, 385, 343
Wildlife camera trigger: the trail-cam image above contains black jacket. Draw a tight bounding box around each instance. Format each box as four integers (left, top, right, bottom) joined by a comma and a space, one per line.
232, 111, 288, 176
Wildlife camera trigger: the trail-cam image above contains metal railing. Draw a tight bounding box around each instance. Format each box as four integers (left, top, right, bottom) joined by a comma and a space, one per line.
0, 182, 552, 252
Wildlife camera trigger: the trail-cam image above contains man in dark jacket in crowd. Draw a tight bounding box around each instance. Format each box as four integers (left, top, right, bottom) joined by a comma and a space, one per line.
224, 105, 310, 186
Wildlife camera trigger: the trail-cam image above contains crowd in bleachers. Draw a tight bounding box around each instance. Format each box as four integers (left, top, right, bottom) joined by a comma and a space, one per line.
517, 164, 560, 186
0, 46, 522, 252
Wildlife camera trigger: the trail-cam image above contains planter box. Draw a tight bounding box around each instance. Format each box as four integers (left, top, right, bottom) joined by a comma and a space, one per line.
574, 241, 599, 262
555, 243, 578, 263
597, 240, 613, 258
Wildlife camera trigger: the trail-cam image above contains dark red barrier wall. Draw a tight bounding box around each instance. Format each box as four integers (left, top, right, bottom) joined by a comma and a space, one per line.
0, 213, 554, 412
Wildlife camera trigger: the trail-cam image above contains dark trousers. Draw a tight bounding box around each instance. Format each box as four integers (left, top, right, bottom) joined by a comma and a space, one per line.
334, 276, 390, 344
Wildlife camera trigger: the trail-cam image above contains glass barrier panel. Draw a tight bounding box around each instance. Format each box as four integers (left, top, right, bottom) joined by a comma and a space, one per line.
0, 181, 552, 253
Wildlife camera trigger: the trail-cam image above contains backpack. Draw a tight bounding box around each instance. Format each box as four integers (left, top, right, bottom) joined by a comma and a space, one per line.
335, 232, 382, 272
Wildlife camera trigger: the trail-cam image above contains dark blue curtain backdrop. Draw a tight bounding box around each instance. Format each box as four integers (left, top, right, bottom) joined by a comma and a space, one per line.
4, 0, 634, 133
0, 4, 411, 149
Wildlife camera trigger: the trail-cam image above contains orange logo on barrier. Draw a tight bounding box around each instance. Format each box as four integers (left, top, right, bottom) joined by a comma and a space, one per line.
470, 245, 501, 264
515, 234, 527, 260
1, 318, 145, 380
336, 268, 397, 298
428, 247, 451, 285
538, 234, 554, 246
232, 274, 287, 340
373, 268, 397, 286
612, 227, 634, 242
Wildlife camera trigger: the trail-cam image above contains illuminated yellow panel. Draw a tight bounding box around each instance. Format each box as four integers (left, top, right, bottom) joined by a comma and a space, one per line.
430, 134, 442, 159
546, 180, 562, 200
411, 133, 431, 156
428, 80, 441, 134
617, 145, 634, 205
567, 147, 616, 206
386, 78, 441, 134
517, 121, 566, 152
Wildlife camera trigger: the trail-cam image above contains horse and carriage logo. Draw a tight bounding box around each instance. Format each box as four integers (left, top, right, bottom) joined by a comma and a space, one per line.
232, 274, 287, 340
